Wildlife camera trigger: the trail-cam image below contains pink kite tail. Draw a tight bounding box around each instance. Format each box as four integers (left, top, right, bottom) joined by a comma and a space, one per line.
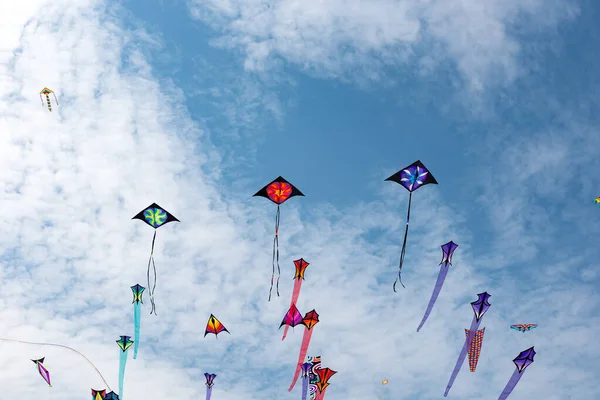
288, 328, 314, 392
282, 280, 303, 341
315, 388, 327, 400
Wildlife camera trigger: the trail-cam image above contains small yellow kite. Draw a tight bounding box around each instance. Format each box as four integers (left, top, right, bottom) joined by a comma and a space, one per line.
40, 87, 58, 112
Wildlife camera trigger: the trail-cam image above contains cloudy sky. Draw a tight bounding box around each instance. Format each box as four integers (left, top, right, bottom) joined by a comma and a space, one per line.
1, 0, 599, 399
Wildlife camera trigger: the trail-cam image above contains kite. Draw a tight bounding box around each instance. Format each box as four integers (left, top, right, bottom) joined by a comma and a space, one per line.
39, 87, 58, 112
204, 314, 230, 338
280, 303, 304, 337
306, 355, 322, 400
314, 367, 337, 400
380, 379, 389, 400
104, 392, 120, 400
92, 389, 106, 400
253, 176, 305, 301
289, 310, 320, 392
282, 258, 310, 341
116, 335, 133, 400
595, 197, 600, 204
132, 203, 179, 315
204, 373, 216, 400
444, 292, 491, 397
498, 347, 536, 400
510, 324, 537, 333
301, 362, 312, 400
465, 327, 485, 372
0, 337, 112, 390
417, 241, 458, 332
131, 284, 145, 359
32, 358, 51, 387
385, 160, 438, 291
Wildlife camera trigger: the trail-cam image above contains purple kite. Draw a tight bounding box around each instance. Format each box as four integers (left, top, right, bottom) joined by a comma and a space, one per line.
301, 362, 312, 400
416, 241, 458, 332
385, 160, 438, 291
204, 373, 216, 400
498, 347, 535, 400
443, 292, 491, 397
32, 358, 51, 387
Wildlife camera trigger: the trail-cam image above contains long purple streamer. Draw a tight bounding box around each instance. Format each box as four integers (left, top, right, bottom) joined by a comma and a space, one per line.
205, 387, 212, 400
497, 369, 523, 400
443, 315, 480, 397
302, 375, 309, 400
416, 263, 449, 332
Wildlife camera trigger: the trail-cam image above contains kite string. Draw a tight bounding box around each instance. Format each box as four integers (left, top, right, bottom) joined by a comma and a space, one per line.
147, 230, 157, 315
0, 337, 112, 391
269, 205, 281, 301
393, 191, 412, 291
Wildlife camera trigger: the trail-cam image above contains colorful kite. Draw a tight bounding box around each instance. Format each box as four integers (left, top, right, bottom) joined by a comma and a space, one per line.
385, 160, 438, 291
253, 176, 304, 300
307, 355, 321, 400
132, 203, 179, 315
417, 241, 458, 332
131, 284, 145, 359
104, 392, 120, 400
0, 337, 112, 390
289, 310, 320, 392
595, 197, 600, 204
204, 314, 230, 338
204, 373, 216, 400
39, 87, 58, 112
444, 292, 491, 397
32, 357, 51, 387
498, 347, 536, 400
116, 336, 133, 400
280, 303, 304, 337
282, 258, 310, 341
465, 327, 485, 372
92, 389, 106, 400
510, 324, 537, 333
314, 367, 337, 400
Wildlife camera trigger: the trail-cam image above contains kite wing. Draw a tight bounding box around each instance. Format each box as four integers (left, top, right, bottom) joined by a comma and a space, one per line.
204, 314, 230, 337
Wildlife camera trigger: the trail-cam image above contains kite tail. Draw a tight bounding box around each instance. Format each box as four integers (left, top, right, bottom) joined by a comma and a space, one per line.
288, 329, 314, 392
133, 303, 141, 359
315, 388, 327, 400
0, 337, 112, 391
497, 369, 523, 400
282, 280, 304, 341
301, 375, 309, 400
269, 205, 281, 301
416, 263, 450, 332
45, 94, 52, 112
465, 328, 485, 372
119, 350, 129, 400
444, 317, 480, 397
205, 386, 213, 400
147, 230, 157, 315
393, 192, 412, 291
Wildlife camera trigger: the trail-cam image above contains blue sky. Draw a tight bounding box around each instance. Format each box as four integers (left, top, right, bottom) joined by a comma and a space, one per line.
0, 0, 599, 399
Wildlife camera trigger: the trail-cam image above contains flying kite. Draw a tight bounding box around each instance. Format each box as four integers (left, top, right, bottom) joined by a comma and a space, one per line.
132, 203, 179, 315
385, 160, 438, 291
0, 337, 112, 390
39, 87, 58, 112
289, 310, 320, 392
282, 258, 310, 341
253, 176, 304, 301
510, 324, 537, 333
595, 197, 600, 204
92, 389, 106, 400
380, 379, 389, 400
204, 373, 216, 400
104, 392, 120, 400
131, 284, 145, 359
465, 327, 485, 372
301, 362, 313, 400
498, 347, 536, 400
32, 358, 51, 387
280, 303, 304, 334
204, 314, 230, 338
444, 292, 491, 397
314, 367, 337, 400
116, 336, 133, 400
417, 241, 458, 332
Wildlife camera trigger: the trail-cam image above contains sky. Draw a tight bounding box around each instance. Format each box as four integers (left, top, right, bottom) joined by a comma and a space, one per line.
0, 0, 599, 399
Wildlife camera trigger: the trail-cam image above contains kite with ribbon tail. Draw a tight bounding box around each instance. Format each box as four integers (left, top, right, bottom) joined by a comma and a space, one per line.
131, 284, 145, 359
385, 160, 438, 291
132, 203, 179, 315
0, 337, 112, 390
417, 241, 458, 332
39, 87, 58, 112
289, 310, 320, 392
32, 358, 51, 387
92, 389, 106, 400
314, 367, 337, 400
497, 347, 535, 399
204, 373, 216, 400
116, 336, 133, 400
444, 292, 491, 397
380, 379, 389, 399
282, 258, 310, 341
253, 176, 304, 301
